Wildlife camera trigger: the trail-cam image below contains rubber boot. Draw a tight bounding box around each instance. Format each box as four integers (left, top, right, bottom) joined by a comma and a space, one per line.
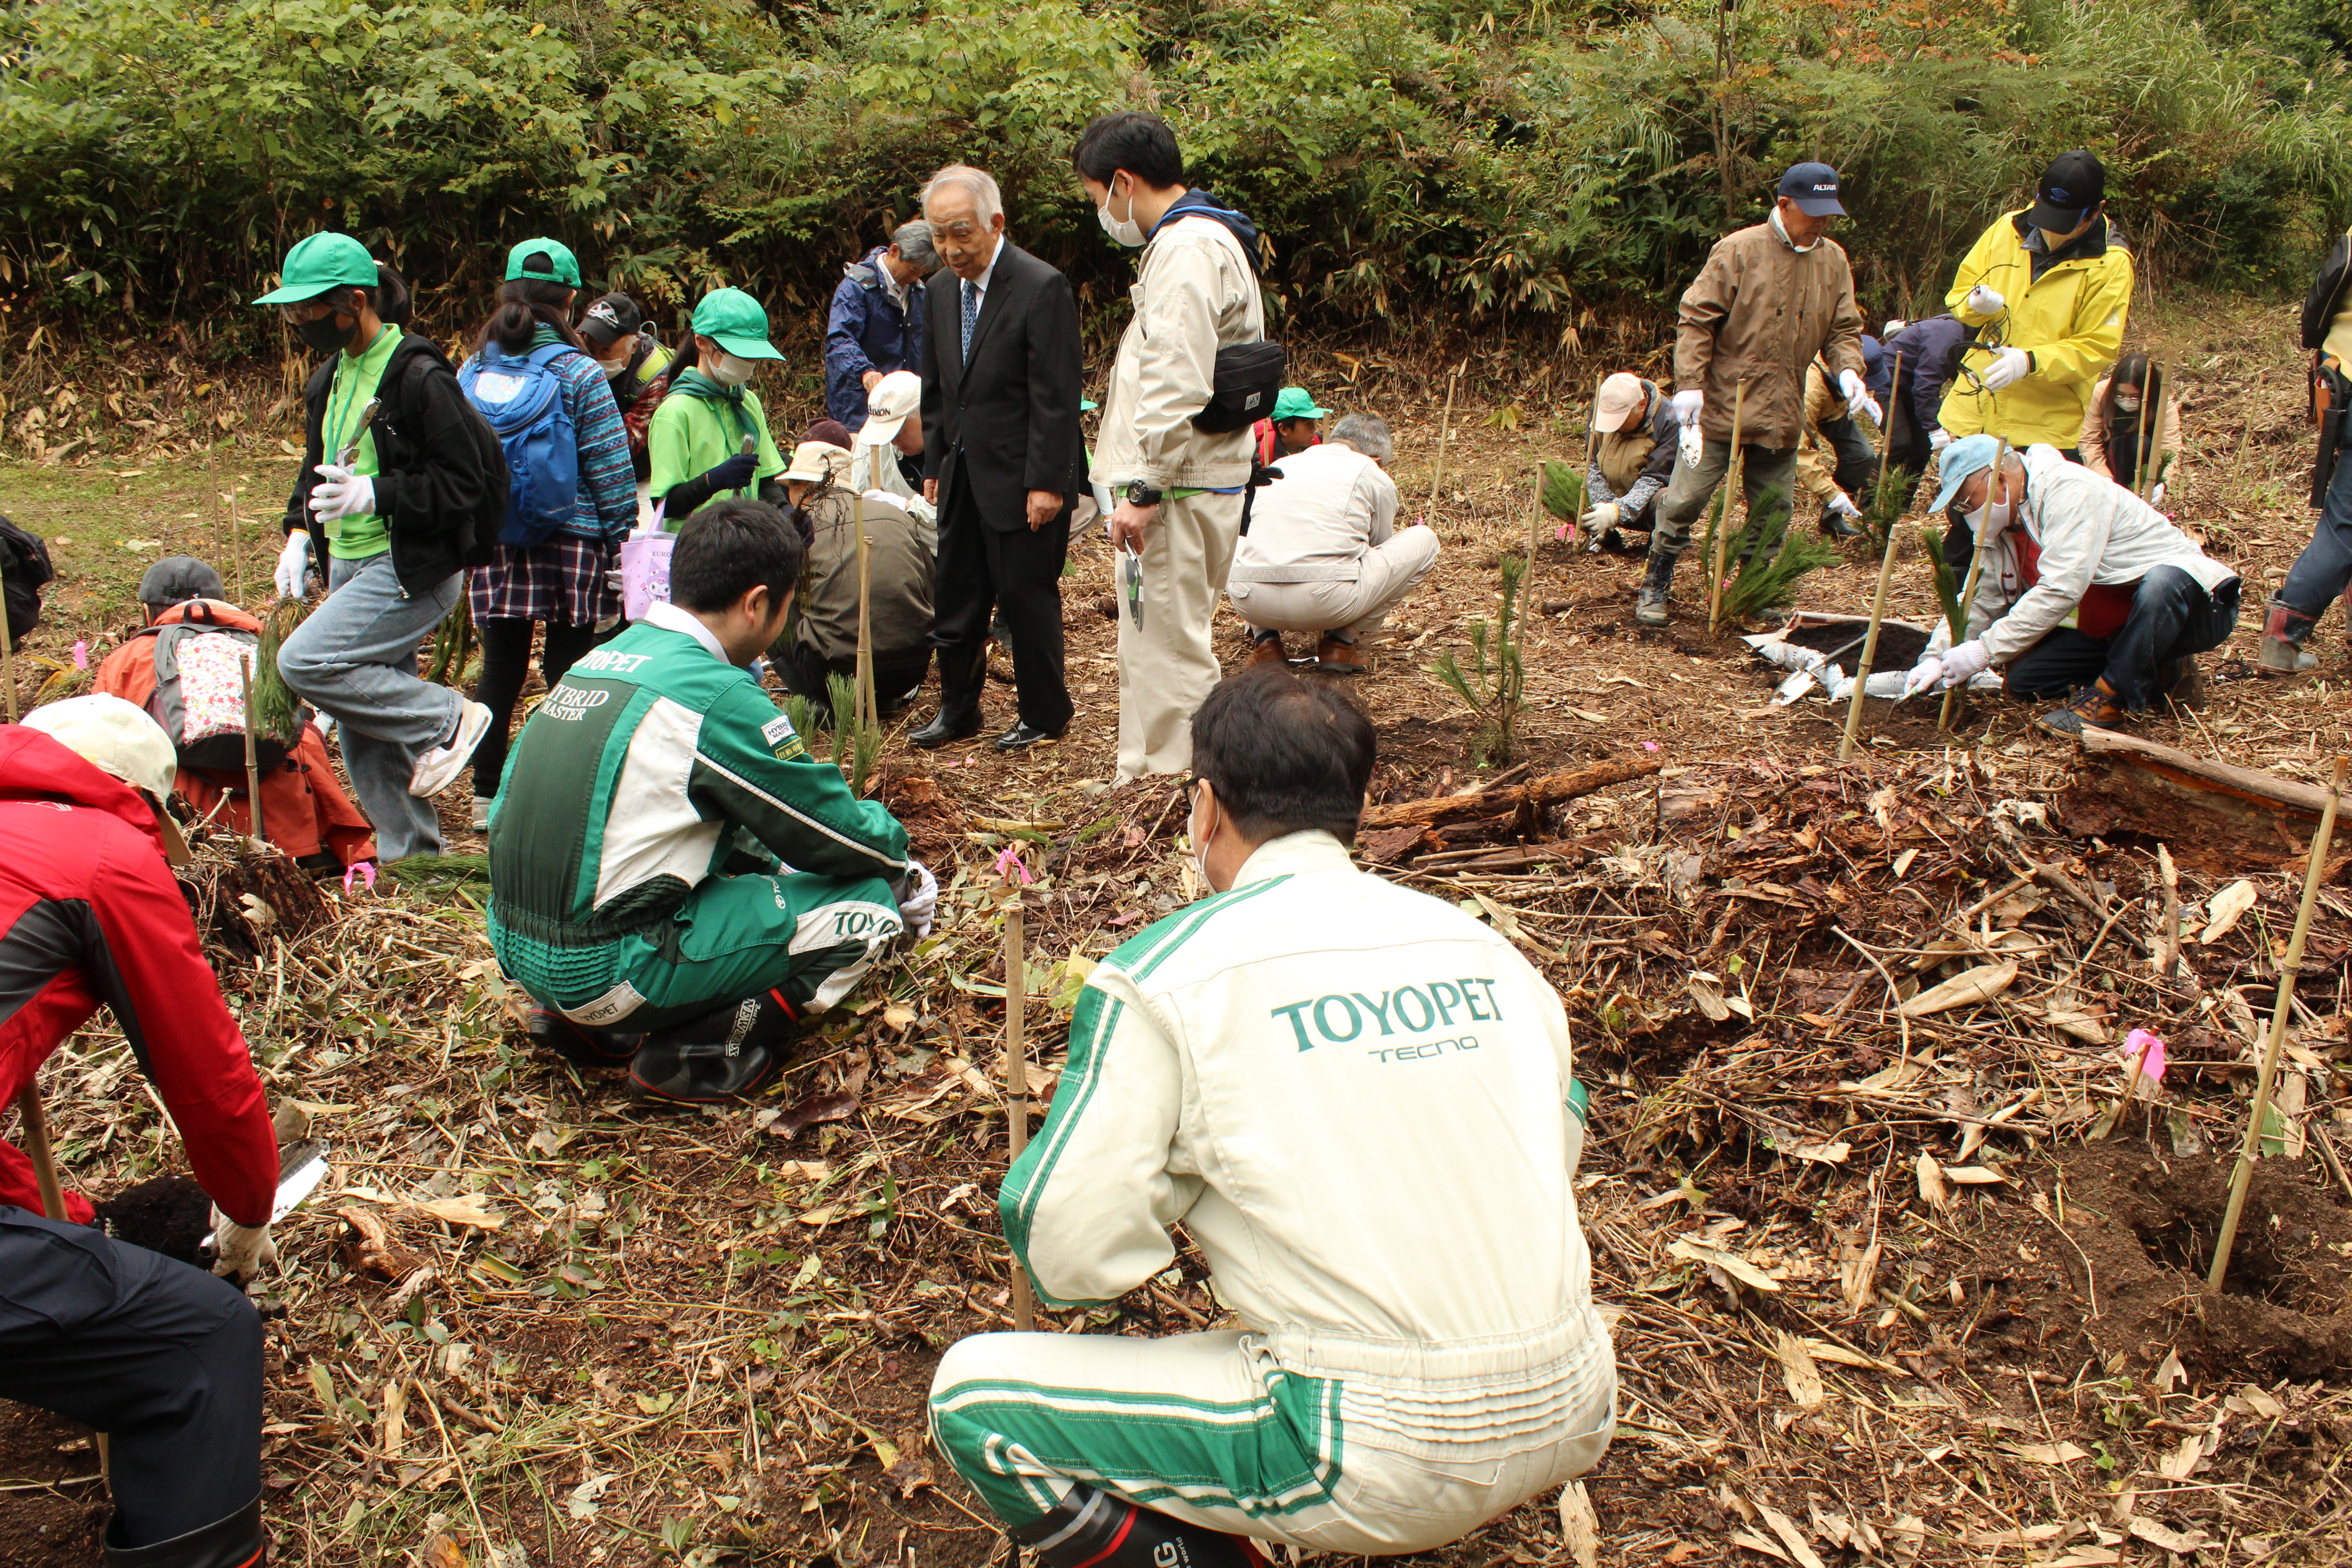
629, 993, 796, 1104
2259, 598, 2318, 674
104, 1494, 266, 1568
1634, 548, 1676, 627
1011, 1485, 1268, 1568
528, 1006, 643, 1067
911, 646, 986, 748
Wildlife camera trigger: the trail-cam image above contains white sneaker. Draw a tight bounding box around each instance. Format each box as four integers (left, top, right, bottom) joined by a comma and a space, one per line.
410, 701, 493, 798
471, 796, 493, 831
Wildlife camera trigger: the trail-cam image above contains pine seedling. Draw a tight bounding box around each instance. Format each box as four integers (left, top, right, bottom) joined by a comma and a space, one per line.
1857, 479, 1907, 551
1539, 460, 1586, 523
1919, 526, 1967, 642
1432, 554, 1528, 765
1723, 485, 1839, 620
252, 596, 311, 747
823, 671, 883, 795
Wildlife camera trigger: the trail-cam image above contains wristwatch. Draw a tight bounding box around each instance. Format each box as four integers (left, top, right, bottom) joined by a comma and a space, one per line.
1124, 480, 1163, 508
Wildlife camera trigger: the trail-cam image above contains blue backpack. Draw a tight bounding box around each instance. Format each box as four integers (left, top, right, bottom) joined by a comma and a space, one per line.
459, 342, 581, 548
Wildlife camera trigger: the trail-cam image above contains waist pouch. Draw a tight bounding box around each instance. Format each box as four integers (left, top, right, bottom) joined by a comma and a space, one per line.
1195, 341, 1288, 434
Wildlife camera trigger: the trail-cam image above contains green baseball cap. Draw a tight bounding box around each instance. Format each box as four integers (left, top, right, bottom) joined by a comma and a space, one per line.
691, 287, 784, 362
252, 232, 378, 306
505, 237, 582, 288
1271, 387, 1328, 421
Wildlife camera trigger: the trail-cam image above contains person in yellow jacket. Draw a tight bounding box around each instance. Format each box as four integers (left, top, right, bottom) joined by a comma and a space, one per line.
1940, 150, 2134, 468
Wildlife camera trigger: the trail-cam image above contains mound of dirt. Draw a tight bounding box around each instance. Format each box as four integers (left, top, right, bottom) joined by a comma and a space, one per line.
91, 1175, 213, 1266
2057, 1139, 2352, 1379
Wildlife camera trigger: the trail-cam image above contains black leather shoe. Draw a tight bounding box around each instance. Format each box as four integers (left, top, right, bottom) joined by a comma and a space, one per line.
995, 720, 1064, 752
909, 707, 982, 749
528, 1006, 642, 1067
105, 1493, 267, 1568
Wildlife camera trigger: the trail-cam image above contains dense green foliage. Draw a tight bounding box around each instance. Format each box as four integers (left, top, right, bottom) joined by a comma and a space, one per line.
3, 0, 2349, 355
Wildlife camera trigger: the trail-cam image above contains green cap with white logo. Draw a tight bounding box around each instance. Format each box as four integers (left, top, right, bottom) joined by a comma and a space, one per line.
252, 232, 378, 306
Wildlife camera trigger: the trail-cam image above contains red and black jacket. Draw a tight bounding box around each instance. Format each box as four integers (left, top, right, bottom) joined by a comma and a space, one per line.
0, 726, 276, 1226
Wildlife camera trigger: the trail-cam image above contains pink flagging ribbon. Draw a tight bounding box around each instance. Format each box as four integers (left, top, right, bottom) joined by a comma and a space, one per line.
993, 844, 1033, 886
342, 861, 377, 895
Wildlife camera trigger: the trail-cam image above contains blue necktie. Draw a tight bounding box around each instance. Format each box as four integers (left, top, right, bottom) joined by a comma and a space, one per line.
961, 279, 979, 362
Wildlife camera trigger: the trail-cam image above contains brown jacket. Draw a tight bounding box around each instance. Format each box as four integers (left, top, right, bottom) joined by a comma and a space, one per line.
1674, 217, 1865, 448
2079, 372, 2185, 494
792, 488, 933, 666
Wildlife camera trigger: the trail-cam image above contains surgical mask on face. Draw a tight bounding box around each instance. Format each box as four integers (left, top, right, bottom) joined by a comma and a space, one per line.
296, 314, 358, 355
706, 350, 754, 388
1097, 181, 1147, 249
2112, 394, 2141, 415
1187, 793, 1212, 885
599, 356, 630, 380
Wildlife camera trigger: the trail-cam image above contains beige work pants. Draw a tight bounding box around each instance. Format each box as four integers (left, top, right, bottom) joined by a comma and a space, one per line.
1226, 524, 1440, 642
1115, 490, 1244, 784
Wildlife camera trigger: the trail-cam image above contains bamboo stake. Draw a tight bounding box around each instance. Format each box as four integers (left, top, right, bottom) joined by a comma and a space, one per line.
1001, 864, 1035, 1334
1872, 350, 1903, 525
13, 1083, 67, 1223
1838, 518, 1903, 761
0, 568, 16, 723
2144, 362, 2170, 502
2157, 843, 2184, 988
239, 655, 265, 845
2210, 755, 2347, 1294
2130, 364, 2155, 501
853, 488, 874, 731
1425, 362, 1465, 524
1939, 437, 2009, 731
1708, 382, 1746, 635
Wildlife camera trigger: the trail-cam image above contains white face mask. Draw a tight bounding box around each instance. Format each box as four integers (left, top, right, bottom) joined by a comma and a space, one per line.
706, 350, 754, 388
2112, 395, 2141, 415
1187, 789, 1213, 887
599, 356, 630, 381
1097, 180, 1147, 248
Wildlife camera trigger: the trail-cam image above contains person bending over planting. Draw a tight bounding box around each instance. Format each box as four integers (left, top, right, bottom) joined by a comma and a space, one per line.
485, 500, 936, 1103
928, 665, 1615, 1566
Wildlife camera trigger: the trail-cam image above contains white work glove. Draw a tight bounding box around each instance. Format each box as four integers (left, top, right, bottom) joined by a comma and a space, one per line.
1929, 428, 1953, 454
605, 567, 626, 597
1826, 490, 1862, 521
2150, 482, 2166, 507
211, 1217, 277, 1283
273, 530, 313, 599
1838, 369, 1883, 426
1936, 639, 1990, 689
308, 464, 376, 524
1670, 389, 1705, 427
1580, 501, 1620, 531
1980, 346, 2032, 392
1902, 655, 1944, 700
897, 859, 938, 940
1966, 284, 2007, 319
1676, 421, 1705, 468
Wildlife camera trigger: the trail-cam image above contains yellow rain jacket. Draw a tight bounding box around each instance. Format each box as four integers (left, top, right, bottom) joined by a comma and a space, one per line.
1938, 209, 2135, 451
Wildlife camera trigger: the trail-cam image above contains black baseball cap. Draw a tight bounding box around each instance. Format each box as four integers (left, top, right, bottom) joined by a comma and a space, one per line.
138, 555, 225, 608
2030, 149, 2105, 231
579, 292, 644, 349
1776, 162, 1846, 217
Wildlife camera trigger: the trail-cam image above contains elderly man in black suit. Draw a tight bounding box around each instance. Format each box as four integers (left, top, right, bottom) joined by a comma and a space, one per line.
911, 163, 1086, 751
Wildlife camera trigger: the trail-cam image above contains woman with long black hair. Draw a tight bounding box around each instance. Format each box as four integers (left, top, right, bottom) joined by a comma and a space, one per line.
2080, 354, 2183, 502
458, 239, 638, 830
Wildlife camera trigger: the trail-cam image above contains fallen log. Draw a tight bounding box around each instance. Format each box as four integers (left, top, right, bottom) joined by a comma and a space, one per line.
1360, 754, 1664, 833
2056, 729, 2328, 872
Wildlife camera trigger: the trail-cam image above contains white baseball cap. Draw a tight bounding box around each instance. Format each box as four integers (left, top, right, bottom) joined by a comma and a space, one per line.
780, 440, 852, 486
858, 370, 922, 447
22, 695, 177, 799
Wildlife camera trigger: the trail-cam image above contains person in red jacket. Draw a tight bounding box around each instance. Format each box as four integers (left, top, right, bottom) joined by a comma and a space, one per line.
2, 696, 278, 1568
92, 555, 375, 872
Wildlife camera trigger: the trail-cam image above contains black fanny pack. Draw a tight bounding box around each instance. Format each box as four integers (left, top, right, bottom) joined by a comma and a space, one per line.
1192, 341, 1288, 434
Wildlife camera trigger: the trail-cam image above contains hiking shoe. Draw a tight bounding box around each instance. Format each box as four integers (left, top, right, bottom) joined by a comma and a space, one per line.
2157, 659, 2206, 710
1634, 588, 1670, 627
2036, 679, 2125, 739
629, 994, 797, 1104
1314, 634, 1366, 674
1248, 632, 1287, 667
410, 701, 493, 797
528, 1006, 642, 1067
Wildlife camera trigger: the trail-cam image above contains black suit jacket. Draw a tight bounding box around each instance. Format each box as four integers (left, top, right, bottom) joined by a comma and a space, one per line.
921, 242, 1084, 532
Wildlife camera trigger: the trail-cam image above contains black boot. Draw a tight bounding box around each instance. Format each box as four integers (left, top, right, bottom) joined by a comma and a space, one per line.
629, 994, 796, 1104
1012, 1485, 1265, 1568
911, 646, 985, 749
528, 1006, 643, 1067
105, 1494, 266, 1568
1634, 548, 1676, 627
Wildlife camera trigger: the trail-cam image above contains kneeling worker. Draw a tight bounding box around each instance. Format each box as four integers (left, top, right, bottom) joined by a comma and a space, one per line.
486, 500, 935, 1103
929, 666, 1615, 1564
1904, 435, 2239, 736
1579, 372, 1677, 550
774, 439, 936, 713
1226, 414, 1438, 672
3, 696, 279, 1568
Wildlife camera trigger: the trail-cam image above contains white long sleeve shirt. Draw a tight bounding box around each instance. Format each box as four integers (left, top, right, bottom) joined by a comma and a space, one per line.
1001, 831, 1612, 1458
1227, 442, 1400, 584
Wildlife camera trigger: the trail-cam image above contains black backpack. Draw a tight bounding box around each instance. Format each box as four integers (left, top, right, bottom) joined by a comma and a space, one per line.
2301, 229, 2352, 351
0, 512, 54, 642
393, 343, 509, 569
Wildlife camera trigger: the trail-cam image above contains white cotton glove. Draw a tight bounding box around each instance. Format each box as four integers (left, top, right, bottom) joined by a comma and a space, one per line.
211, 1217, 277, 1283
2150, 482, 2166, 507
1671, 389, 1705, 427
1980, 346, 2032, 392
1936, 639, 1990, 689
1966, 284, 2007, 319
1826, 490, 1862, 521
273, 530, 313, 598
1929, 428, 1953, 454
308, 464, 376, 524
1677, 421, 1705, 468
897, 859, 939, 939
1580, 501, 1620, 531
1902, 655, 1944, 700
1838, 369, 1883, 426
605, 567, 626, 597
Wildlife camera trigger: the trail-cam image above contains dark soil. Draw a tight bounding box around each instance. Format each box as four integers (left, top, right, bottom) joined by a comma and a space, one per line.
0, 1404, 104, 1568
90, 1176, 213, 1268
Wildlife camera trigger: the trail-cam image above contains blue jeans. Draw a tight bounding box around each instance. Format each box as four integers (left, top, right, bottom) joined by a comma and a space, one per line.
276, 552, 461, 860
2277, 446, 2352, 638
2002, 566, 2241, 709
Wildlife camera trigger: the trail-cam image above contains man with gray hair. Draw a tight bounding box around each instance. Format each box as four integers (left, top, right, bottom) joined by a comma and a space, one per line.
825, 217, 939, 432
1224, 412, 1438, 672
910, 163, 1084, 751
